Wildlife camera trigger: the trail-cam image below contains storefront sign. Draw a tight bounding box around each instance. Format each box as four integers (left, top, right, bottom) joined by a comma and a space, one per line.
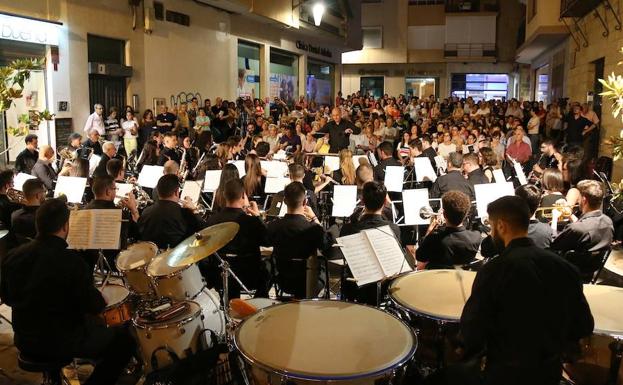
296, 40, 332, 58
0, 13, 60, 46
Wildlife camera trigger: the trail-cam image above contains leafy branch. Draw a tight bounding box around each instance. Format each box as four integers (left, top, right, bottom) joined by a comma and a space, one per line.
599, 47, 623, 162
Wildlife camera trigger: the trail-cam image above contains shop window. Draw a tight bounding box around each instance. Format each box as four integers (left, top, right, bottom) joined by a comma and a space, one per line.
237, 40, 261, 99
451, 73, 508, 101
360, 76, 384, 99
307, 60, 333, 106
270, 48, 299, 107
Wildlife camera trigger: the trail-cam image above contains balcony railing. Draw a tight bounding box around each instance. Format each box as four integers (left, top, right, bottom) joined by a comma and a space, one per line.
444, 43, 497, 58
560, 0, 601, 18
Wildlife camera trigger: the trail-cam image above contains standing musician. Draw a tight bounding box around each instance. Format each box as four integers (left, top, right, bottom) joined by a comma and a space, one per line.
0, 170, 21, 231
462, 153, 489, 187
14, 134, 39, 174
11, 179, 46, 244
431, 152, 475, 200
416, 191, 481, 270
317, 107, 360, 153
31, 145, 57, 192
157, 132, 181, 166
442, 196, 593, 385
138, 174, 203, 249
93, 142, 117, 178
0, 199, 136, 385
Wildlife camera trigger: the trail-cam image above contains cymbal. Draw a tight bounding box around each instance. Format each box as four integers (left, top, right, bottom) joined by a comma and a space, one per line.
166, 222, 240, 267
0, 230, 8, 240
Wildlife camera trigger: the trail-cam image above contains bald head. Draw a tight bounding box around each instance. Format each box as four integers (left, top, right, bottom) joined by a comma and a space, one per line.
331, 108, 341, 124
163, 160, 179, 175
39, 145, 54, 160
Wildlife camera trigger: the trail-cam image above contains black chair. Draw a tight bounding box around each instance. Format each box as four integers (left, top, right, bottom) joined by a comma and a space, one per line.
275, 254, 328, 299
17, 352, 71, 385
563, 247, 612, 284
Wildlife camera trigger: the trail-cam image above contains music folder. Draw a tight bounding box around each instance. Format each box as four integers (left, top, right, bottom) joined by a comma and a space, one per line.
336, 225, 412, 287
54, 176, 87, 203
474, 182, 515, 218
66, 209, 122, 250
13, 173, 36, 192
137, 165, 164, 189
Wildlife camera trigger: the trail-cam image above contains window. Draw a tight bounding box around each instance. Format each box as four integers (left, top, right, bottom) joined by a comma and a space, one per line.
451, 73, 509, 101
360, 76, 384, 99
87, 34, 125, 64
237, 40, 260, 99
535, 64, 550, 104
406, 77, 437, 99
362, 27, 383, 49
269, 48, 299, 107
307, 60, 334, 106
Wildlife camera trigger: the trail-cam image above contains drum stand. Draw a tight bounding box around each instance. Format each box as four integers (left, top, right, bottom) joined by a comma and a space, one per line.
213, 251, 251, 345
607, 339, 623, 385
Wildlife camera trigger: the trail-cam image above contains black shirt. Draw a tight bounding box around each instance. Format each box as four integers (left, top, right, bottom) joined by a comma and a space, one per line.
267, 214, 332, 260
138, 200, 203, 249
417, 225, 481, 269
420, 147, 437, 168
93, 154, 111, 178
31, 159, 56, 190
156, 112, 176, 134
11, 205, 38, 242
430, 170, 475, 200
551, 210, 614, 253
15, 148, 38, 174
467, 168, 489, 187
0, 194, 21, 230
158, 146, 182, 166
205, 207, 268, 260
1, 235, 105, 357
317, 119, 361, 153
566, 114, 592, 144
340, 213, 400, 239
373, 157, 402, 182
461, 237, 593, 385
83, 138, 103, 156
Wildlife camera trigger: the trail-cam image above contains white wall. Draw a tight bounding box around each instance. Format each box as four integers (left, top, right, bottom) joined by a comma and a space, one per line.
408, 25, 445, 50
445, 15, 497, 44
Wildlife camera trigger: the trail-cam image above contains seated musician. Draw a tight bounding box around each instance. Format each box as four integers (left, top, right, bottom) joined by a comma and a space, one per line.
532, 139, 562, 175
350, 163, 393, 223
31, 145, 57, 191
340, 181, 400, 305
0, 170, 21, 231
83, 129, 103, 156
539, 168, 567, 208
551, 180, 614, 277
430, 152, 475, 200
205, 179, 270, 298
443, 196, 593, 385
462, 153, 489, 187
93, 141, 117, 178
267, 182, 332, 298
0, 199, 135, 385
106, 158, 127, 183
11, 179, 46, 244
416, 191, 481, 270
138, 174, 203, 249
157, 132, 181, 166
419, 134, 438, 167
271, 164, 319, 218
373, 141, 401, 182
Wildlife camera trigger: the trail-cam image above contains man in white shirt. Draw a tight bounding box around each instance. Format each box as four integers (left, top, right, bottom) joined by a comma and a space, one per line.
83, 104, 105, 136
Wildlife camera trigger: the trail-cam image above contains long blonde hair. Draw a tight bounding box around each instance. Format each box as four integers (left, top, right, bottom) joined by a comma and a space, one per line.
339, 149, 356, 185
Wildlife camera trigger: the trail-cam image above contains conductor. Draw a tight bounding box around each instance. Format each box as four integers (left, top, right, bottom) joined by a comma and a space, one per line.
318, 108, 360, 153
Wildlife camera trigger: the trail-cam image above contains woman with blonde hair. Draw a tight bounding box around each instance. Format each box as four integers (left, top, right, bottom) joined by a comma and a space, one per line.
242, 153, 266, 202
332, 149, 356, 185
215, 143, 232, 168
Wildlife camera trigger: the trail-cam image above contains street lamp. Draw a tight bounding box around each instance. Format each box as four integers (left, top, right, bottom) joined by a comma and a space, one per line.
312, 2, 325, 26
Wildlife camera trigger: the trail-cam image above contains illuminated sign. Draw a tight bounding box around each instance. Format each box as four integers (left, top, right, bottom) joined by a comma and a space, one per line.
0, 13, 60, 46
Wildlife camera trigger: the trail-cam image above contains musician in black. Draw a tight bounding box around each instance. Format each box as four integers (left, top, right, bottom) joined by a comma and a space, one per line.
83, 129, 103, 156
14, 134, 39, 174
0, 199, 136, 385
373, 141, 402, 182
463, 153, 489, 187
205, 179, 270, 298
267, 182, 332, 298
272, 163, 319, 217
431, 152, 475, 200
11, 179, 45, 244
446, 196, 594, 385
93, 141, 117, 178
416, 191, 481, 269
0, 170, 21, 231
532, 139, 562, 176
138, 174, 203, 249
158, 132, 181, 166
419, 134, 438, 166
350, 163, 393, 223
317, 108, 360, 153
340, 181, 400, 305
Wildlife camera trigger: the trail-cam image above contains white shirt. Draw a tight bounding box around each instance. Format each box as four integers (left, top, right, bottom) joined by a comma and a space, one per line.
83, 112, 105, 135
437, 142, 456, 159
122, 119, 138, 139
527, 116, 540, 135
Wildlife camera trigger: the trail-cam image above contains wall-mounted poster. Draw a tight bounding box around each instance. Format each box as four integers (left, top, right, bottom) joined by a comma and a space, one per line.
306, 75, 332, 106
237, 68, 259, 99
269, 74, 297, 106
153, 97, 167, 112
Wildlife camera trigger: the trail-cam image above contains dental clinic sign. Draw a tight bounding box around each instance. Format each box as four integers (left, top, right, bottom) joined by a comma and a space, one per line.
0, 13, 60, 46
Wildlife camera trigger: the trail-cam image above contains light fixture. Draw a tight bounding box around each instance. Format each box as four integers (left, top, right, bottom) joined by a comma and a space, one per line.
312, 2, 325, 26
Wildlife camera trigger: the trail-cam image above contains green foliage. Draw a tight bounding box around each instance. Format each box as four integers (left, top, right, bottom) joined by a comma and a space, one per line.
0, 58, 45, 112
599, 48, 623, 162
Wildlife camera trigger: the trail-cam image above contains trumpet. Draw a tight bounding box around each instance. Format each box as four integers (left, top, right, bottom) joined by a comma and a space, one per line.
419, 206, 444, 225
534, 203, 577, 219
7, 188, 27, 205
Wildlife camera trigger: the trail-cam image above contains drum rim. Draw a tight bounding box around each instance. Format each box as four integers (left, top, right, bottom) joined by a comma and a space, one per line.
233, 299, 418, 381
388, 270, 474, 323
116, 241, 158, 272
132, 300, 202, 329
99, 283, 130, 310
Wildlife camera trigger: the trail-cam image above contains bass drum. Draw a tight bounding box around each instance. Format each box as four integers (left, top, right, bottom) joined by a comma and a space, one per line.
147, 250, 205, 300
192, 287, 226, 336
235, 300, 417, 385
116, 242, 158, 296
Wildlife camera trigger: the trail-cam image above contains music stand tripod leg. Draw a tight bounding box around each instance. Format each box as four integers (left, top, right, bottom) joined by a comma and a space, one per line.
607, 338, 623, 385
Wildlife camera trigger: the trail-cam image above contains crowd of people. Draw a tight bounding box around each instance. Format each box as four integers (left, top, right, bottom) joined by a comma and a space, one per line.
0, 89, 619, 385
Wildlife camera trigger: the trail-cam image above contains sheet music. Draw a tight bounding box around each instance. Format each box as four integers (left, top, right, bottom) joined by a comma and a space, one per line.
137, 165, 164, 188
368, 152, 378, 167
384, 166, 404, 192
88, 154, 101, 176
434, 155, 447, 172
336, 232, 384, 286
229, 160, 246, 177
332, 185, 358, 217
54, 176, 87, 203
474, 182, 515, 218
273, 150, 287, 160
181, 180, 203, 205
278, 200, 288, 217
203, 170, 222, 192
324, 156, 340, 173
13, 173, 36, 191
364, 226, 411, 277
493, 169, 506, 183
413, 157, 437, 182
67, 209, 122, 250
261, 161, 288, 178
265, 177, 290, 194
513, 161, 528, 186
403, 188, 431, 225
114, 183, 133, 205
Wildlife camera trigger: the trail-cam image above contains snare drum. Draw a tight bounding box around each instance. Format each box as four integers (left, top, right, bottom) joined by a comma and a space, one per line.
235, 300, 417, 385
133, 300, 206, 373
100, 284, 132, 327
147, 250, 205, 300
116, 242, 158, 295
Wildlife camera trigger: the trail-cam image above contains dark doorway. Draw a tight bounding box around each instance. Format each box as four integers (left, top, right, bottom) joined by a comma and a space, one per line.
592, 57, 605, 120
88, 75, 126, 116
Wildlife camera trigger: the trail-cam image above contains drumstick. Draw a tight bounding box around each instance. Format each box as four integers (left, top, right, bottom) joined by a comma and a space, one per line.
454, 266, 467, 304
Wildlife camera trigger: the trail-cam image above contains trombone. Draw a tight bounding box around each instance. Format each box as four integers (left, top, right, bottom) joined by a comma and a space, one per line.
534, 203, 577, 219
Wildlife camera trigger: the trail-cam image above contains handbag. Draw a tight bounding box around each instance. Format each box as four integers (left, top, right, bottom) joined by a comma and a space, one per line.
143, 329, 238, 385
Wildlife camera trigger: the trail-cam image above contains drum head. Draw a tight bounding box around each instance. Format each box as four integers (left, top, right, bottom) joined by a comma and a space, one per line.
234, 300, 416, 381
147, 250, 186, 277
583, 284, 623, 338
389, 270, 476, 321
229, 298, 280, 321
117, 242, 158, 271
100, 284, 129, 307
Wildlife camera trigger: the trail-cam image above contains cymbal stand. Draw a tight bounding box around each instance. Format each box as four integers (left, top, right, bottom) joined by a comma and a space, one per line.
213, 251, 250, 346
94, 249, 112, 288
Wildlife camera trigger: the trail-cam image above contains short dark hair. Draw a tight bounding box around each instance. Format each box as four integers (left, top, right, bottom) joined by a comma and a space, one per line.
487, 196, 530, 232
378, 141, 393, 157
448, 152, 463, 169
420, 134, 431, 144
0, 170, 13, 189
68, 132, 82, 143
224, 178, 245, 203
463, 153, 479, 167
163, 131, 177, 139
36, 198, 70, 236
255, 141, 270, 157
92, 175, 115, 197
25, 134, 37, 144
515, 184, 541, 215
542, 168, 564, 193
441, 191, 471, 226
577, 180, 604, 209
288, 163, 305, 180
106, 158, 124, 179
362, 181, 386, 211
23, 179, 45, 200
284, 181, 306, 209
156, 174, 180, 199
